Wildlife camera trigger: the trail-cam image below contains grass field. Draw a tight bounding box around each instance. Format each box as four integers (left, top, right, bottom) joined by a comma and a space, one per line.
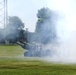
0, 45, 76, 75
0, 45, 24, 57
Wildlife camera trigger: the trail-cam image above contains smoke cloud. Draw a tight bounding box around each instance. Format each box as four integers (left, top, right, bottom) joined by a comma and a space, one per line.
43, 0, 76, 63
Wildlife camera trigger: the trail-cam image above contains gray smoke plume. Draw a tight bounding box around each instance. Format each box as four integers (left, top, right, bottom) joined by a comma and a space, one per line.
43, 0, 76, 63
24, 8, 58, 57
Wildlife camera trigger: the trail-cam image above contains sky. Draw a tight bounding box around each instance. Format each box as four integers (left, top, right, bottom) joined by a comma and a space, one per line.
7, 0, 76, 40
46, 0, 76, 40
8, 0, 47, 32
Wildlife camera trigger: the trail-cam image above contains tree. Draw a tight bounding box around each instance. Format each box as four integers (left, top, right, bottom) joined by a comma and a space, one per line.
8, 16, 24, 29
35, 7, 57, 44
5, 16, 25, 44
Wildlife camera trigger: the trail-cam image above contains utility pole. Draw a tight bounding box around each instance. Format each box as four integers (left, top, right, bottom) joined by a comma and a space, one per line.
0, 0, 8, 28
4, 0, 8, 28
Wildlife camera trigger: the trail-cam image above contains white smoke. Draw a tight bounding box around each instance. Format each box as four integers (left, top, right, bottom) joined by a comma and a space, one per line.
44, 0, 76, 63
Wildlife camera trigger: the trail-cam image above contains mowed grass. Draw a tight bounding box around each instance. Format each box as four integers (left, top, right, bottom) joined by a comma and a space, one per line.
0, 45, 76, 75
0, 45, 24, 57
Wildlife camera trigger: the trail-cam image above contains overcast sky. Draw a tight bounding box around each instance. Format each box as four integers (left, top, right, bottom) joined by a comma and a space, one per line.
8, 0, 76, 40
8, 0, 47, 32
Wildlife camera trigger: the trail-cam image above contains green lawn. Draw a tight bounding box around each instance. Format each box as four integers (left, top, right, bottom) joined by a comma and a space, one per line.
0, 45, 24, 57
0, 45, 76, 75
